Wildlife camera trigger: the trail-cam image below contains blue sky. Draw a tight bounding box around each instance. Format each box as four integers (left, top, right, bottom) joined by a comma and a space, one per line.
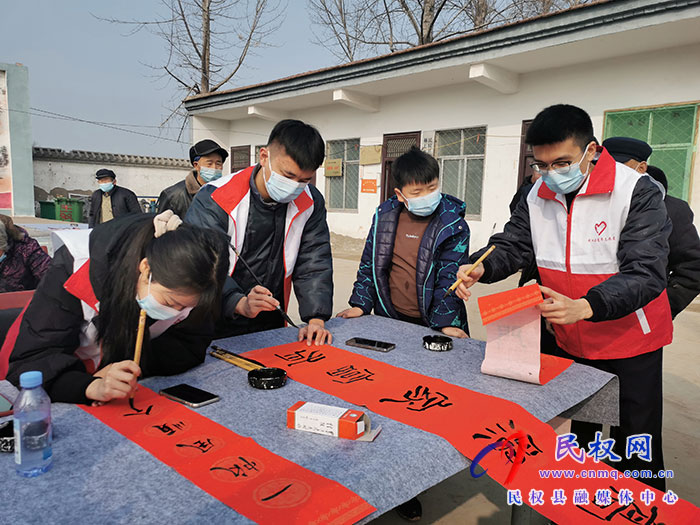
1, 1, 334, 158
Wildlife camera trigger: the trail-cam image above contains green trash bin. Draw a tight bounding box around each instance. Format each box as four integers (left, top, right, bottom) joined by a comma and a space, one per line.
39, 201, 58, 220
55, 198, 85, 222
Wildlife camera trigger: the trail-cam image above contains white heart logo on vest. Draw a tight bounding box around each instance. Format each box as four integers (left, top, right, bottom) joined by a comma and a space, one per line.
595, 221, 607, 236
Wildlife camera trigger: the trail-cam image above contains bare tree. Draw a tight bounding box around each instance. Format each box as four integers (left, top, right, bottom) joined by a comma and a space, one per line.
505, 0, 591, 19
309, 0, 593, 62
99, 0, 284, 135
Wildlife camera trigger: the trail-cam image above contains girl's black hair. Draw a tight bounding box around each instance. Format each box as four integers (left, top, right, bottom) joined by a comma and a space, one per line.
97, 218, 229, 365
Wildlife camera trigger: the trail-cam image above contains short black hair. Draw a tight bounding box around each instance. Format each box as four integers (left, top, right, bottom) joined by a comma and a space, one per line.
392, 146, 439, 190
267, 119, 325, 171
525, 104, 594, 150
646, 165, 668, 192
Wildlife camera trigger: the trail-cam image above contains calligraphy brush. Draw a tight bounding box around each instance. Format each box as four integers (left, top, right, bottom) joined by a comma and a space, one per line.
442, 245, 496, 300
210, 345, 264, 371
130, 308, 148, 401
230, 246, 299, 328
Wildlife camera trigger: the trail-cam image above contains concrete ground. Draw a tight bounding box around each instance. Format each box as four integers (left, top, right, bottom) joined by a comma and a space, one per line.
17, 218, 699, 524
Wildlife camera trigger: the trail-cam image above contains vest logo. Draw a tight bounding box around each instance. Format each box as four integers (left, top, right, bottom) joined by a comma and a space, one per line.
594, 221, 607, 236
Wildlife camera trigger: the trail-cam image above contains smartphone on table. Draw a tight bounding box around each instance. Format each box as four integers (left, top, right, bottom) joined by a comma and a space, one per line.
346, 337, 396, 352
159, 384, 220, 408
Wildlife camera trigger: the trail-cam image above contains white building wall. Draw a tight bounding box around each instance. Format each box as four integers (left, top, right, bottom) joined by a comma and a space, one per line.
196, 42, 700, 251
34, 159, 188, 199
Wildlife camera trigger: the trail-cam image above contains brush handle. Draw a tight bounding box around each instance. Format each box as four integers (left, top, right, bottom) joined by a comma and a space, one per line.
130, 309, 148, 400
210, 346, 264, 371
445, 245, 496, 296
133, 309, 148, 366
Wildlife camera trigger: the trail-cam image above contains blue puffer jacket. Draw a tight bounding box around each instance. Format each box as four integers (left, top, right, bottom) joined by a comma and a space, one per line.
349, 194, 470, 331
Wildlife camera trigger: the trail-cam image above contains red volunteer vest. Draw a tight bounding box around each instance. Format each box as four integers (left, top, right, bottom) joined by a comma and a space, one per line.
209, 166, 314, 307
0, 229, 191, 377
528, 149, 672, 359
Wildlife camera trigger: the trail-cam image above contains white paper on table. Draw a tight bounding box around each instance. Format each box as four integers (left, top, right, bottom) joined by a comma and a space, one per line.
481, 305, 541, 384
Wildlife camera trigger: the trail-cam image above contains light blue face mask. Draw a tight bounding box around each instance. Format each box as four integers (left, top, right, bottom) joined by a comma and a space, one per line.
136, 274, 183, 321
263, 154, 307, 203
199, 167, 223, 183
541, 148, 590, 195
399, 188, 442, 217
0, 253, 6, 264
99, 182, 114, 193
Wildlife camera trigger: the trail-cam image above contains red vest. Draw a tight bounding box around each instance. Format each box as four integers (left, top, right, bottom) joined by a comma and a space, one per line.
528, 150, 672, 359
0, 229, 192, 377
209, 166, 315, 307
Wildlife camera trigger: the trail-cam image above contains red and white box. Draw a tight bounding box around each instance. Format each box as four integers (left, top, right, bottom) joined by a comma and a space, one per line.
287, 401, 380, 441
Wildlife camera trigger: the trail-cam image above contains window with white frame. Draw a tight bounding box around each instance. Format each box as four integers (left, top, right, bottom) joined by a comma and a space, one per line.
325, 138, 360, 211
434, 127, 486, 217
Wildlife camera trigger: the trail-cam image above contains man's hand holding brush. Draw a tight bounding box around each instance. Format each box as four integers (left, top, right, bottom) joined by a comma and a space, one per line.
454, 263, 486, 301
235, 285, 280, 318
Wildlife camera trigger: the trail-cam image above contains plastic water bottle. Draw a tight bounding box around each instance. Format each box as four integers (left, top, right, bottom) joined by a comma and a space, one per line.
13, 371, 53, 477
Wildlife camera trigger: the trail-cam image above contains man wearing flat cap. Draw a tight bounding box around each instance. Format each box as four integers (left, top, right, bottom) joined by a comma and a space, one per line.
601, 137, 652, 173
604, 137, 700, 318
156, 139, 228, 217
88, 169, 141, 228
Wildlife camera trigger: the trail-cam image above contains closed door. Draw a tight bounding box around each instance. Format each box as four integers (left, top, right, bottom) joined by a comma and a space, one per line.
381, 132, 421, 201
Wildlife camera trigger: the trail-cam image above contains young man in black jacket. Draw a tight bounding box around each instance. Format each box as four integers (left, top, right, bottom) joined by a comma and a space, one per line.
157, 140, 228, 217
185, 120, 333, 345
88, 168, 142, 227
456, 105, 673, 490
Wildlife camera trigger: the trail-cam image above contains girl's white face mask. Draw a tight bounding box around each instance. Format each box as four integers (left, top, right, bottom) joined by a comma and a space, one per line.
136, 274, 185, 321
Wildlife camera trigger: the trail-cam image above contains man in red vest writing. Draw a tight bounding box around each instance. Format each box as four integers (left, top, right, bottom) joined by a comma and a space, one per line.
455, 104, 672, 490
186, 120, 333, 345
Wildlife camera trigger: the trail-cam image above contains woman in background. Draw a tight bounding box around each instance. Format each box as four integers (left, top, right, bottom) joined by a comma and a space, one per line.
0, 214, 51, 292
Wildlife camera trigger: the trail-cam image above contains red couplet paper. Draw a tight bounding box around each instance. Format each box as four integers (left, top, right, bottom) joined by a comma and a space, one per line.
478, 283, 544, 325
539, 354, 572, 385
244, 343, 700, 524
478, 284, 572, 385
82, 387, 375, 524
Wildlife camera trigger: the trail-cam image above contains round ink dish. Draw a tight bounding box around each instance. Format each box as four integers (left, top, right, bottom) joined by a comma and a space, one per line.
248, 367, 287, 389
423, 335, 453, 352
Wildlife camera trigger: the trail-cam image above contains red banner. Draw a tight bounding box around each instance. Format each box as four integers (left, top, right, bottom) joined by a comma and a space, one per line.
478, 283, 544, 324
244, 343, 700, 524
82, 387, 375, 524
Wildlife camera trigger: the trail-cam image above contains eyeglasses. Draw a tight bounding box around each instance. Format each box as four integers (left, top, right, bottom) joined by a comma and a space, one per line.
530, 143, 593, 175
530, 160, 577, 175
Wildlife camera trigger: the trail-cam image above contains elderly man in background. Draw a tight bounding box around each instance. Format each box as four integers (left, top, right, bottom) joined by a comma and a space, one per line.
157, 139, 228, 217
88, 168, 141, 228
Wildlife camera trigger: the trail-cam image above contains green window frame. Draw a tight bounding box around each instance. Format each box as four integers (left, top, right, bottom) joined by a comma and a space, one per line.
604, 104, 698, 200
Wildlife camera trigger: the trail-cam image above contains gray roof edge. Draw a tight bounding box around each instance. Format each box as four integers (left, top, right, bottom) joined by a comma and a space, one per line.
185, 0, 700, 113
32, 147, 190, 168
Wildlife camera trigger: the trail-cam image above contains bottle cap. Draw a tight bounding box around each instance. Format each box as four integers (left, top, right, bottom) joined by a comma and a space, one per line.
19, 371, 43, 389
